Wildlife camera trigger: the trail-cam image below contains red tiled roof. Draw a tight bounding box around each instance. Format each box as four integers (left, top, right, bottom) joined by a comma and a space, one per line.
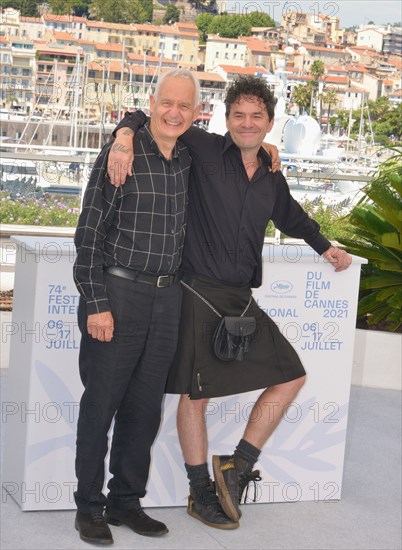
207, 35, 247, 45
345, 63, 369, 74
302, 44, 346, 53
21, 17, 42, 23
53, 31, 78, 42
324, 75, 348, 84
217, 65, 269, 75
325, 64, 348, 73
127, 52, 176, 65
387, 57, 402, 70
194, 72, 226, 82
43, 14, 86, 23
95, 43, 124, 52
245, 37, 272, 53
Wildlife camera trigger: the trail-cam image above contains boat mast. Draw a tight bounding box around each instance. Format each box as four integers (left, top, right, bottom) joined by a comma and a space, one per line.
117, 37, 125, 122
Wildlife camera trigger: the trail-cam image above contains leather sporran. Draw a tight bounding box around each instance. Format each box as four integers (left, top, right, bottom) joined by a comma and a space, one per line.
213, 316, 256, 362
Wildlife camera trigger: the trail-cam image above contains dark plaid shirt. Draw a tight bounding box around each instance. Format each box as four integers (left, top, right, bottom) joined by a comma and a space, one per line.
73, 123, 191, 314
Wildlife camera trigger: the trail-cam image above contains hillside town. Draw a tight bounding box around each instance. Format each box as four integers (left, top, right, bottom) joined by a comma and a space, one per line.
0, 3, 401, 148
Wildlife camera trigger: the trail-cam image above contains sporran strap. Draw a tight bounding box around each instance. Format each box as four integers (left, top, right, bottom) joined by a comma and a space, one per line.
180, 281, 252, 318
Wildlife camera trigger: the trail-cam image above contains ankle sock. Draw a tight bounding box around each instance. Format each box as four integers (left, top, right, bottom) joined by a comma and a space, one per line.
234, 439, 261, 470
185, 462, 210, 488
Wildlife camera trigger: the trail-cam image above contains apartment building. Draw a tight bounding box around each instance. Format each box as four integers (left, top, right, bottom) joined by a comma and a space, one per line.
20, 17, 44, 40
341, 87, 366, 110
280, 12, 341, 45
85, 20, 112, 44
158, 23, 199, 66
126, 52, 177, 69
245, 37, 274, 72
302, 43, 349, 65
356, 24, 402, 55
195, 71, 226, 121
42, 13, 87, 40
204, 35, 247, 71
7, 38, 36, 110
0, 34, 12, 107
86, 60, 157, 117
250, 26, 279, 43
0, 7, 20, 38
34, 43, 85, 118
95, 42, 124, 61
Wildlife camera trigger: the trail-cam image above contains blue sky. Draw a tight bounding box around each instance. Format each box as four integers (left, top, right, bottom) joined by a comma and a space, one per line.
223, 1, 401, 28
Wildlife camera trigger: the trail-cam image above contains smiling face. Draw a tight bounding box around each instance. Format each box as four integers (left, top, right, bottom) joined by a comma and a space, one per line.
226, 95, 274, 155
149, 76, 201, 144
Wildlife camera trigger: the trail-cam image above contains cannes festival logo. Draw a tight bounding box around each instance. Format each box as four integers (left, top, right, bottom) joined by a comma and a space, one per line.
271, 280, 293, 294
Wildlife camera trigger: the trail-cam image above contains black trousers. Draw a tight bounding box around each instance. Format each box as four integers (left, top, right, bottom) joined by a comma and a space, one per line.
74, 272, 182, 513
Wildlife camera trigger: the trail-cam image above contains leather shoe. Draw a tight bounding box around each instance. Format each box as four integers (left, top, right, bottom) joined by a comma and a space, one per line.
105, 506, 168, 537
75, 511, 113, 545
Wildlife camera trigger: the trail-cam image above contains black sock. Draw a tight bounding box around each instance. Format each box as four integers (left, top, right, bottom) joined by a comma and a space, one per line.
185, 463, 212, 502
184, 462, 210, 488
234, 439, 261, 470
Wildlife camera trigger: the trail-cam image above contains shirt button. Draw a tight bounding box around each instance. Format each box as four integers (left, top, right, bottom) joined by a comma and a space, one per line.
171, 229, 174, 234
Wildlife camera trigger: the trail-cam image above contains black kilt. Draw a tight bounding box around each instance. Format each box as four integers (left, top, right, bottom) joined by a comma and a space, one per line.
165, 275, 306, 399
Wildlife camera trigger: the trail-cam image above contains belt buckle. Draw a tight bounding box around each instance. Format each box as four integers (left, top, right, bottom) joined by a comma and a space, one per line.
157, 275, 170, 288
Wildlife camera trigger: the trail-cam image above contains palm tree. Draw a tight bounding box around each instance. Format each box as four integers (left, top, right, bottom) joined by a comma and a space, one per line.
320, 88, 338, 132
309, 59, 325, 116
336, 149, 402, 331
292, 84, 312, 114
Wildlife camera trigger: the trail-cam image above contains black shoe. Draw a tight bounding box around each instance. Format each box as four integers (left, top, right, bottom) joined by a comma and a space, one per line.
187, 480, 239, 530
75, 511, 113, 545
212, 454, 261, 522
105, 506, 168, 537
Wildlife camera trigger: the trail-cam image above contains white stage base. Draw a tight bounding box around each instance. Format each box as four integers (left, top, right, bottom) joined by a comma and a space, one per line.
2, 237, 366, 510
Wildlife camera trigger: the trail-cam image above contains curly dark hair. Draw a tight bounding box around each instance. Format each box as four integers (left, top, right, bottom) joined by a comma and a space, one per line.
224, 76, 277, 120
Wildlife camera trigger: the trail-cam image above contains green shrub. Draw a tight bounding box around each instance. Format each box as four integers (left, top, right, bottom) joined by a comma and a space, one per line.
266, 196, 352, 240
0, 192, 80, 227
335, 148, 402, 332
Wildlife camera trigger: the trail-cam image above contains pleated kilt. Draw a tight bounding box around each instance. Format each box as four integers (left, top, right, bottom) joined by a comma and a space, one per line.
165, 274, 306, 399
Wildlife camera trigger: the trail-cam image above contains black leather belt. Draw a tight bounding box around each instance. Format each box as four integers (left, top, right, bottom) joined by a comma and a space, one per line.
105, 266, 180, 288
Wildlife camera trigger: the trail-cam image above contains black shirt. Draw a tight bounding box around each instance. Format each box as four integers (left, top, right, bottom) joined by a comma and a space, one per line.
74, 124, 191, 314
115, 112, 331, 288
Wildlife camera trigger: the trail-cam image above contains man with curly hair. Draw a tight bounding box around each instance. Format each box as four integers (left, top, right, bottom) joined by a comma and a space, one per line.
107, 75, 351, 530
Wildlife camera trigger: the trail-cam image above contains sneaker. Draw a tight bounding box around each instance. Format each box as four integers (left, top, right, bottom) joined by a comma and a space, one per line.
105, 505, 168, 537
187, 479, 239, 530
212, 454, 261, 522
75, 510, 113, 545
